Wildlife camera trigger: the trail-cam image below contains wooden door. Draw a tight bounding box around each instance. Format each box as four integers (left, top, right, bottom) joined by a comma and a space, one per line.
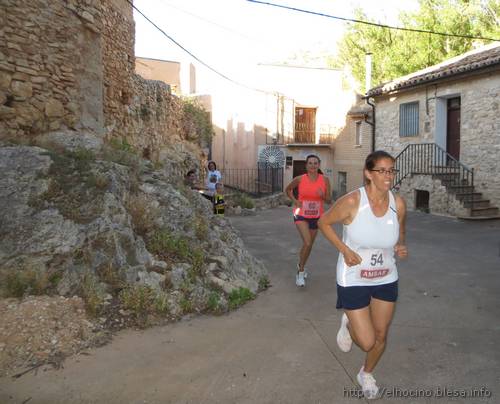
447, 97, 461, 160
295, 108, 316, 143
292, 160, 307, 199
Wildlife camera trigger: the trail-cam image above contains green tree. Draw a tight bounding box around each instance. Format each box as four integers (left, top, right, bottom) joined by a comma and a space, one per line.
334, 0, 500, 92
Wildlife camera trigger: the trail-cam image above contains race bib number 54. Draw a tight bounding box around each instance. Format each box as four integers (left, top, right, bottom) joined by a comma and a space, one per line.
357, 248, 392, 280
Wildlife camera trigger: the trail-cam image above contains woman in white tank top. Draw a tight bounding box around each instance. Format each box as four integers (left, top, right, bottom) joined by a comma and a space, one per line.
318, 151, 408, 400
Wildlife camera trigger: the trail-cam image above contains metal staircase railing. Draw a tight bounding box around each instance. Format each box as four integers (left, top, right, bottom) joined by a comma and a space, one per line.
393, 143, 475, 213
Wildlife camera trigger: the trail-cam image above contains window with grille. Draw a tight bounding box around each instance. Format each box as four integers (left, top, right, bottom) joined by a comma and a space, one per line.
399, 102, 419, 137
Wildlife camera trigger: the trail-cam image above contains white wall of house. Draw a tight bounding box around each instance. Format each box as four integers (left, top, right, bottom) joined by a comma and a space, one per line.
208, 65, 356, 184
374, 72, 500, 209
257, 65, 356, 138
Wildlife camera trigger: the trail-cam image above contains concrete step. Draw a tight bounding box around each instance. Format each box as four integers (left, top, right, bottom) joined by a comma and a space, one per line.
455, 192, 483, 201
448, 185, 475, 193
458, 215, 500, 220
471, 206, 499, 217
462, 199, 491, 208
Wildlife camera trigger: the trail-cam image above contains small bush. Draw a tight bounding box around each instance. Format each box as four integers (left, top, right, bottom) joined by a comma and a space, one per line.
102, 139, 139, 167
147, 230, 191, 261
71, 147, 96, 162
1, 269, 49, 298
228, 287, 255, 310
96, 263, 125, 293
193, 215, 209, 241
119, 284, 169, 320
180, 296, 193, 313
189, 248, 205, 278
81, 273, 105, 316
206, 290, 222, 313
126, 194, 159, 237
181, 97, 214, 146
86, 173, 109, 190
154, 293, 169, 314
232, 192, 255, 209
258, 276, 270, 291
109, 137, 134, 153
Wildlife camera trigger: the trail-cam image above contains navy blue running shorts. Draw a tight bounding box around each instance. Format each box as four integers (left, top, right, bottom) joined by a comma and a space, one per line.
293, 215, 319, 230
336, 281, 398, 310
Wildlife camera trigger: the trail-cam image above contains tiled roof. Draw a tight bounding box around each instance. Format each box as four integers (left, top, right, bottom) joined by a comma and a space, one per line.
367, 42, 500, 97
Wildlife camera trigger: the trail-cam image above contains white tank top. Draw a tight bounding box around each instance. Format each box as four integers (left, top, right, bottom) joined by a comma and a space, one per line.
336, 187, 399, 287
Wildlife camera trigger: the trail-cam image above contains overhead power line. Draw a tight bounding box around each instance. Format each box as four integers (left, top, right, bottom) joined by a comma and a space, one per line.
246, 0, 500, 42
127, 0, 274, 95
159, 0, 266, 45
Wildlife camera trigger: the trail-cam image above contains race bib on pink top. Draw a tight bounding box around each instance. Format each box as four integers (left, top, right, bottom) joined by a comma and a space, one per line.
302, 200, 320, 218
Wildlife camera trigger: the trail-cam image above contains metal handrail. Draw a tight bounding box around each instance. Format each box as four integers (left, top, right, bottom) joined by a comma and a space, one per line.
393, 143, 475, 214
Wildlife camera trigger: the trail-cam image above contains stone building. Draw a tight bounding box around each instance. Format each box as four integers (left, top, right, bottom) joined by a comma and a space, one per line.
0, 0, 193, 161
367, 43, 500, 218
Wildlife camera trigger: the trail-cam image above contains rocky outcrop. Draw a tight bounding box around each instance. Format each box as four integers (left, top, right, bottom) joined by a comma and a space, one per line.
0, 139, 268, 318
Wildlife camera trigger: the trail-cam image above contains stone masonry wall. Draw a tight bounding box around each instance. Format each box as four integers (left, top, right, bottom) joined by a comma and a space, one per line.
125, 75, 185, 159
0, 0, 194, 159
0, 0, 103, 137
100, 0, 134, 138
398, 174, 469, 217
374, 72, 500, 210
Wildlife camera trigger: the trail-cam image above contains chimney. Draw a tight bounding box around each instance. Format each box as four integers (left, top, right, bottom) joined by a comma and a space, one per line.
365, 53, 372, 93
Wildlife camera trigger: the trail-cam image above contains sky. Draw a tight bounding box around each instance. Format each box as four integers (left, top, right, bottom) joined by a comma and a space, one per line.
133, 0, 419, 93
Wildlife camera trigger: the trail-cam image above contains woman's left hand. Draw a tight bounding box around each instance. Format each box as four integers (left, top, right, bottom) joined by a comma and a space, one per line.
394, 244, 408, 259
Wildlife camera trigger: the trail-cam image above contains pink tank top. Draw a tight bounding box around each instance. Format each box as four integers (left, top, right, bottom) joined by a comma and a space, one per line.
296, 174, 326, 218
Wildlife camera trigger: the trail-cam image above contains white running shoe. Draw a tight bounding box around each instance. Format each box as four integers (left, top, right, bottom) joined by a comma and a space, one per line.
356, 367, 379, 400
297, 263, 308, 279
336, 313, 352, 352
295, 271, 305, 287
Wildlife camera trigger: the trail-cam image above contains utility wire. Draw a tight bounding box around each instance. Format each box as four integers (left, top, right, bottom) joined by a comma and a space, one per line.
127, 0, 275, 95
159, 0, 267, 45
246, 0, 500, 42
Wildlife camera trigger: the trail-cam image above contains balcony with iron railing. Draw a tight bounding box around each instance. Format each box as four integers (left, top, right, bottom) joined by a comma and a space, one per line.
285, 124, 337, 145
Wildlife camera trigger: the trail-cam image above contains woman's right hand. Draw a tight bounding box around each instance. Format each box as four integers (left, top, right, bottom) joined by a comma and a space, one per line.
342, 247, 362, 267
293, 200, 302, 209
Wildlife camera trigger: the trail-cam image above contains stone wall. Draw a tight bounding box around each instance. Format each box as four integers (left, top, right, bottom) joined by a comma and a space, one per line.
0, 0, 199, 161
397, 174, 469, 217
374, 72, 500, 210
0, 0, 103, 136
124, 75, 184, 158
100, 0, 135, 137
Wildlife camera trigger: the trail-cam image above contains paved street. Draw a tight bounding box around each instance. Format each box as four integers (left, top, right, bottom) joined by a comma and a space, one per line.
1, 207, 499, 404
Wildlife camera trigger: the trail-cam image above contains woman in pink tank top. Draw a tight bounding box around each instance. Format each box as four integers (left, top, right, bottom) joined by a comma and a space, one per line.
285, 155, 331, 287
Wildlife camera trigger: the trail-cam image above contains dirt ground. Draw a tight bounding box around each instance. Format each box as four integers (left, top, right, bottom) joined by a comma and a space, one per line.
0, 296, 107, 377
